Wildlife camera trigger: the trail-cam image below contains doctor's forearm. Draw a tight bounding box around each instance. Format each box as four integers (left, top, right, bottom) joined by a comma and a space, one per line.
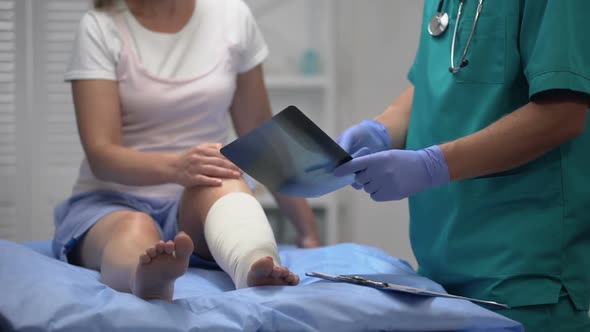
440, 98, 588, 181
374, 85, 414, 150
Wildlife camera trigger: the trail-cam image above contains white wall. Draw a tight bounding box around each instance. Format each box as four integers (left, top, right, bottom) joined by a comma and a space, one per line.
334, 0, 424, 267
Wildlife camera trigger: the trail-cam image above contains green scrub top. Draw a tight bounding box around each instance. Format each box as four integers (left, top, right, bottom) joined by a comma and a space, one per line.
406, 0, 590, 310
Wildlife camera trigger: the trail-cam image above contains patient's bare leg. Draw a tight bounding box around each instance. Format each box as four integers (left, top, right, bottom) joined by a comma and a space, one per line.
178, 178, 299, 287
74, 211, 193, 301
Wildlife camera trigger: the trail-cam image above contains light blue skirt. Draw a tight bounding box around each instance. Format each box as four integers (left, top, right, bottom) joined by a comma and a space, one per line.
52, 190, 181, 262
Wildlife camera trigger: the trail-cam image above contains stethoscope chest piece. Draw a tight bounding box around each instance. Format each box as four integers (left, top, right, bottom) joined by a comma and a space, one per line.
428, 12, 449, 37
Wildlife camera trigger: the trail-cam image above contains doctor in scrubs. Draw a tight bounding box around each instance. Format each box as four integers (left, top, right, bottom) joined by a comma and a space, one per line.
334, 0, 590, 331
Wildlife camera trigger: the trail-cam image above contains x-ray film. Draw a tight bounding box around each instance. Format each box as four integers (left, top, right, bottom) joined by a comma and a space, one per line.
221, 106, 354, 197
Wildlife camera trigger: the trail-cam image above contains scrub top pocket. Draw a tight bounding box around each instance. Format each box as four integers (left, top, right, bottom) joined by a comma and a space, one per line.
454, 16, 506, 84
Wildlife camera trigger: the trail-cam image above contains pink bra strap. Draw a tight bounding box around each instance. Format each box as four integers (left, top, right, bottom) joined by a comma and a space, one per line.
113, 13, 135, 60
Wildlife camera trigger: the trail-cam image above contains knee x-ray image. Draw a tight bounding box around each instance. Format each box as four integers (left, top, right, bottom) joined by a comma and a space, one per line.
221, 106, 354, 197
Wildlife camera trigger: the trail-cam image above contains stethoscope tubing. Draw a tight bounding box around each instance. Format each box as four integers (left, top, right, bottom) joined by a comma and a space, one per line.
429, 0, 484, 74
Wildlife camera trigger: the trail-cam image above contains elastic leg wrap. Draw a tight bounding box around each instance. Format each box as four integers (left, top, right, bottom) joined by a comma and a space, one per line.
203, 192, 280, 289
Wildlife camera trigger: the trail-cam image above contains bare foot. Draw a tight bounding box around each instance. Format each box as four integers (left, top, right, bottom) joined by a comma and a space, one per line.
246, 256, 300, 287
131, 232, 194, 301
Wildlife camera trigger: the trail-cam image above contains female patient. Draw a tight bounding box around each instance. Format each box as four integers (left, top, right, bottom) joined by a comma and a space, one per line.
52, 0, 320, 301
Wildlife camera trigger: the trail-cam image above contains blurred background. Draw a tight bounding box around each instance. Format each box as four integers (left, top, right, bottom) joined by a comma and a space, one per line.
0, 0, 423, 267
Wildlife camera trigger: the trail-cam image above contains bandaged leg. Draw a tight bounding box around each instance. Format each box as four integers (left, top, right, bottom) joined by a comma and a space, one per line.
204, 192, 284, 289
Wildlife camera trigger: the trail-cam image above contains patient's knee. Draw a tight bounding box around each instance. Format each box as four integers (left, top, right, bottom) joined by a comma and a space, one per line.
111, 212, 159, 238
183, 178, 252, 202
179, 178, 254, 228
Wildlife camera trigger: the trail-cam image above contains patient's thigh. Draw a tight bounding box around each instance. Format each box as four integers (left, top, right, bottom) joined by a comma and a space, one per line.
178, 178, 253, 259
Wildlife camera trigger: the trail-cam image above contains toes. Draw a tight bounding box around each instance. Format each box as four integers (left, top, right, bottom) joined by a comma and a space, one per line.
246, 259, 300, 287
276, 269, 299, 285
139, 254, 151, 264
164, 241, 174, 255
281, 271, 299, 285
146, 247, 157, 258
271, 266, 283, 278
291, 274, 300, 285
174, 232, 195, 259
270, 266, 292, 281
279, 268, 290, 278
155, 241, 166, 254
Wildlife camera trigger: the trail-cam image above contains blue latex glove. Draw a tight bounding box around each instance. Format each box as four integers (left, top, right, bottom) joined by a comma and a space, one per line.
336, 120, 392, 189
336, 120, 392, 157
333, 145, 450, 201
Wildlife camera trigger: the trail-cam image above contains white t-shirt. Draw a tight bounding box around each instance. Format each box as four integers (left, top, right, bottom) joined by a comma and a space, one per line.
65, 0, 268, 198
65, 0, 268, 81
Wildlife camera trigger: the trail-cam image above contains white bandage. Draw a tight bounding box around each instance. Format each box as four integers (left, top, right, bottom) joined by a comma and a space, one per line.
203, 192, 280, 289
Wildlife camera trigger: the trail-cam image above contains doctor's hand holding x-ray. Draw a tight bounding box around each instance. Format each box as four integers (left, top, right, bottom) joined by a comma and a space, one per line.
334, 87, 451, 202
334, 1, 590, 331
334, 113, 449, 201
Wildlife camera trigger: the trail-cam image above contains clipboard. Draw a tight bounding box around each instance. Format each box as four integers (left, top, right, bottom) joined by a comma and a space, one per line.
221, 106, 354, 197
306, 272, 509, 309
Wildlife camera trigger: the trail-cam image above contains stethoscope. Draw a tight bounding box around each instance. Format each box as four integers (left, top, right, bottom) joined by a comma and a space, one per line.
428, 0, 484, 74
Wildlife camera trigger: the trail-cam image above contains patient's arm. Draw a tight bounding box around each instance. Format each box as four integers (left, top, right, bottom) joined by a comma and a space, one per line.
71, 80, 241, 187
72, 79, 177, 185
